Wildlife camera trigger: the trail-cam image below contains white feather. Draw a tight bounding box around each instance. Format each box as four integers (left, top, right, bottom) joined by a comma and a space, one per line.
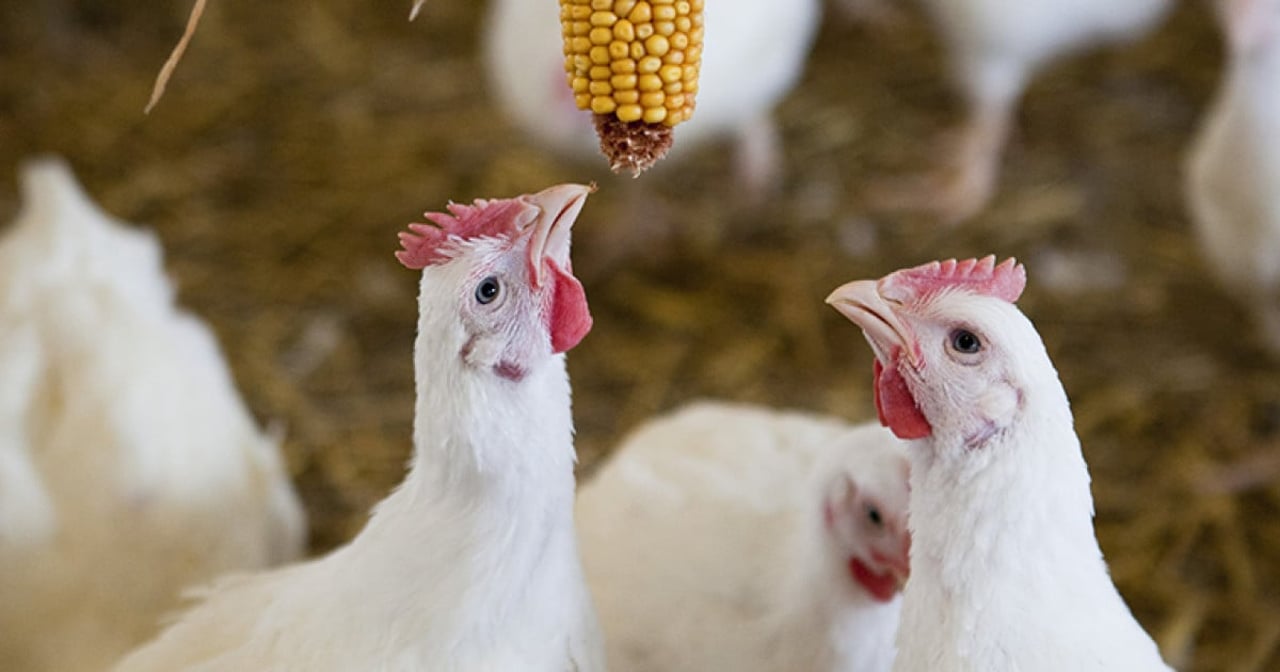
0, 159, 306, 672
577, 401, 906, 672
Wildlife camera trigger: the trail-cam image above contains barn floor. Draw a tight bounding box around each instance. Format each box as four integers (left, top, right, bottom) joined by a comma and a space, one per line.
1, 1, 1277, 669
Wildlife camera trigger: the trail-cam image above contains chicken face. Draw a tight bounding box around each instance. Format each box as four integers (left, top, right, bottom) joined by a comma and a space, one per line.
398, 184, 594, 382
827, 257, 1032, 451
822, 457, 911, 603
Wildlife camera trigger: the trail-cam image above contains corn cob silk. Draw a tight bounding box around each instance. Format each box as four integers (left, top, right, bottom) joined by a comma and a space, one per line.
560, 0, 704, 175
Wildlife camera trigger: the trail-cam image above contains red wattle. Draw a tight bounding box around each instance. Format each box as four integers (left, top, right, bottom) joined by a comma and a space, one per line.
849, 556, 899, 603
873, 357, 932, 439
548, 261, 592, 354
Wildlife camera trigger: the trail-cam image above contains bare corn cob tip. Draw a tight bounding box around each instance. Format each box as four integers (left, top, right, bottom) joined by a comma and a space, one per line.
561, 0, 704, 175
592, 114, 674, 176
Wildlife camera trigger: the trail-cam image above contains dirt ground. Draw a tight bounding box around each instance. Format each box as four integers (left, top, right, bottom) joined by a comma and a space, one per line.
1, 1, 1277, 669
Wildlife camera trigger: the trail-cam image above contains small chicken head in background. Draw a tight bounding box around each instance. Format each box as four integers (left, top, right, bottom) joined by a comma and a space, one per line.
397, 183, 595, 380
821, 444, 911, 603
827, 257, 1032, 454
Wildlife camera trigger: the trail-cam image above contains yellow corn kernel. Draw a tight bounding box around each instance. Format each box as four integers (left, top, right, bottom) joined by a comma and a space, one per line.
613, 19, 635, 41
561, 0, 703, 129
642, 106, 667, 124
590, 96, 616, 114
644, 34, 669, 57
628, 3, 651, 24
589, 27, 613, 45
617, 104, 643, 122
638, 74, 662, 92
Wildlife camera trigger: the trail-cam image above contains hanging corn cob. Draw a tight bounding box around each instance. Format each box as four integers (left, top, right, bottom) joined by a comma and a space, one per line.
560, 0, 705, 175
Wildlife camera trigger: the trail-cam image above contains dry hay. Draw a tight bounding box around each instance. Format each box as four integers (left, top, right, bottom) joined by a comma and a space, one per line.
0, 1, 1276, 669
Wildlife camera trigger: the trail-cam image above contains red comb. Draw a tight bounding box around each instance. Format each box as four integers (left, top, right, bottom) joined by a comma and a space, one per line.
882, 256, 1026, 304
395, 197, 533, 270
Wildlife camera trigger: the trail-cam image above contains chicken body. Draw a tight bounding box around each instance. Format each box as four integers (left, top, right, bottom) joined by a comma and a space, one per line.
114, 185, 603, 672
1186, 0, 1280, 353
577, 401, 909, 672
884, 0, 1171, 223
484, 0, 821, 189
0, 160, 306, 672
828, 257, 1172, 671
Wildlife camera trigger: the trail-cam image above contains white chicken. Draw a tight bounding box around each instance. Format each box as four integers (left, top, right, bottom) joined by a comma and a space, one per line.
114, 183, 603, 672
826, 257, 1172, 671
576, 401, 910, 672
1186, 0, 1280, 354
484, 0, 821, 191
0, 159, 306, 672
873, 0, 1172, 224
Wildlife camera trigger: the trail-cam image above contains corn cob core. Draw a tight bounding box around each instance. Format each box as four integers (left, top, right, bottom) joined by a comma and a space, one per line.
560, 0, 705, 175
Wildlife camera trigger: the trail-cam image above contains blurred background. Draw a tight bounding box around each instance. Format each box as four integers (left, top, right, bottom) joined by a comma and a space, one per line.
0, 1, 1277, 669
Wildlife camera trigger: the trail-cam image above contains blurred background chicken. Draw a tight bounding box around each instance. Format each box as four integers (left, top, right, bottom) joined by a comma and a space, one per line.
869, 0, 1173, 224
0, 1, 1278, 670
0, 159, 305, 672
1186, 0, 1280, 355
577, 402, 908, 672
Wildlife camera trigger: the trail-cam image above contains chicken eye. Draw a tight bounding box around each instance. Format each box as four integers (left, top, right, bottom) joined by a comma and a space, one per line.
475, 276, 501, 305
867, 506, 883, 527
950, 329, 981, 354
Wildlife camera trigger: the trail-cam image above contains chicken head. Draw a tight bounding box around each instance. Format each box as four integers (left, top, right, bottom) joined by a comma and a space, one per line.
821, 450, 911, 603
397, 183, 595, 382
827, 257, 1041, 453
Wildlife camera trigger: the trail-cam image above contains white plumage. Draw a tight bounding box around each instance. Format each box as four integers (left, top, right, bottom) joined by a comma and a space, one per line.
881, 0, 1171, 223
484, 0, 821, 189
114, 183, 603, 672
577, 401, 910, 672
828, 257, 1172, 672
0, 159, 306, 672
1186, 0, 1280, 354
